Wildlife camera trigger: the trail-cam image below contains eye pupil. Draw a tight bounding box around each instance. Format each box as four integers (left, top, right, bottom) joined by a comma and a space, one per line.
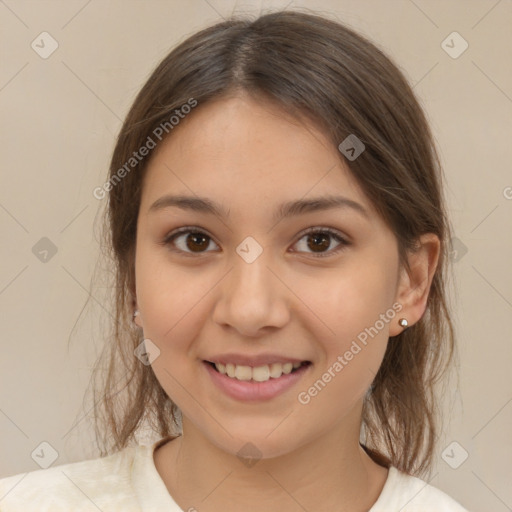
308, 233, 330, 252
186, 232, 209, 252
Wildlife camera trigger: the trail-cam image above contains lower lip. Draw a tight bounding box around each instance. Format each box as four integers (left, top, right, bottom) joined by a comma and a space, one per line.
203, 361, 311, 402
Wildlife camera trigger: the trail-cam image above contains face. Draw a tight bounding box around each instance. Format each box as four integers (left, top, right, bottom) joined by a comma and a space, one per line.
133, 94, 405, 458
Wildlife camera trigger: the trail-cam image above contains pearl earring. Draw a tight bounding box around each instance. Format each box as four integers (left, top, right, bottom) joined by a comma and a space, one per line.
398, 318, 408, 328
133, 309, 140, 318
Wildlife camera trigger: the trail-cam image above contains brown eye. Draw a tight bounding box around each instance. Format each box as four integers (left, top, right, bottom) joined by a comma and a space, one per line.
184, 232, 210, 252
293, 228, 349, 258
164, 229, 218, 255
306, 232, 331, 252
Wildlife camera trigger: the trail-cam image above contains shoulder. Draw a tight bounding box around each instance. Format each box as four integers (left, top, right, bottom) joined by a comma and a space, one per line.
0, 444, 141, 511
371, 466, 470, 511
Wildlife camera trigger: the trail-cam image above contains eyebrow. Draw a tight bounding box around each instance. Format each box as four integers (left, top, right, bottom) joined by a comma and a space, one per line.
148, 194, 369, 222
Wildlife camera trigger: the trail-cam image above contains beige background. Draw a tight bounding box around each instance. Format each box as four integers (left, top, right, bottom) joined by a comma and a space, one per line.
1, 0, 511, 510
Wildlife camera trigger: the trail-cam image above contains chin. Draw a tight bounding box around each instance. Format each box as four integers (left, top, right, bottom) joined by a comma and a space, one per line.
205, 424, 302, 462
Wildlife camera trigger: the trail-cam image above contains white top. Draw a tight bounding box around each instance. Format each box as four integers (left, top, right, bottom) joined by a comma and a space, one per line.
0, 437, 469, 511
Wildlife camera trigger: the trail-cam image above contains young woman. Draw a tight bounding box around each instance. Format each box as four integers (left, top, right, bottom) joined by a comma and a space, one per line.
0, 10, 469, 511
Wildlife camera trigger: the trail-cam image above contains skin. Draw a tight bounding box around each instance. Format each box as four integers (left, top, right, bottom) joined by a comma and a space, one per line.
133, 93, 440, 512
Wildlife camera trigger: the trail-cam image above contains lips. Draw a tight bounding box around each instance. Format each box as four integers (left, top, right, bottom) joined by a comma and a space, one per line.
203, 359, 311, 401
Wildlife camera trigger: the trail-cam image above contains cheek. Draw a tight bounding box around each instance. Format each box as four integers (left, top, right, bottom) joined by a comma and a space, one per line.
295, 259, 397, 347
138, 274, 209, 348
134, 259, 248, 407
295, 274, 394, 418
135, 264, 215, 409
134, 246, 211, 356
292, 257, 398, 410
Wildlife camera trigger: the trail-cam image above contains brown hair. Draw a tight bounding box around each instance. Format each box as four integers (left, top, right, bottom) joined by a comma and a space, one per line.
86, 9, 457, 476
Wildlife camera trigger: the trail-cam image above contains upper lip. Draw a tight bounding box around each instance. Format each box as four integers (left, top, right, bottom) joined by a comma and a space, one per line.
205, 353, 310, 367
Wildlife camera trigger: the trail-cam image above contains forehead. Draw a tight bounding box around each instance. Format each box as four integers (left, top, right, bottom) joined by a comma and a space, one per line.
140, 95, 373, 217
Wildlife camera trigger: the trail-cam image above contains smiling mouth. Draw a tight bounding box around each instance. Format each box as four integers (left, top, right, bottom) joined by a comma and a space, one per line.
205, 360, 312, 382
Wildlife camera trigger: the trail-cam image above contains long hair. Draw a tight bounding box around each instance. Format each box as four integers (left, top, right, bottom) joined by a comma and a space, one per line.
85, 9, 457, 476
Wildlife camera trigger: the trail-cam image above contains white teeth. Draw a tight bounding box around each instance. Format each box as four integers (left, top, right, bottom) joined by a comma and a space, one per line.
252, 365, 270, 382
234, 365, 252, 381
269, 363, 284, 378
213, 361, 306, 382
226, 363, 236, 378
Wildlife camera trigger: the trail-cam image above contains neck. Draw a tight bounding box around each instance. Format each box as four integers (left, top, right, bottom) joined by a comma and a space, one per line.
154, 404, 389, 512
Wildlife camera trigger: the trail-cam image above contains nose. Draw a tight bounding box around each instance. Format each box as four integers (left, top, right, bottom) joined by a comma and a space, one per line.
211, 249, 290, 337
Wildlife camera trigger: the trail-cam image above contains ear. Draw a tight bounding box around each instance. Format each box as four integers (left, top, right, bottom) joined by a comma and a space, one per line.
389, 233, 441, 337
132, 293, 143, 329
134, 314, 143, 329
127, 252, 143, 328
129, 280, 143, 329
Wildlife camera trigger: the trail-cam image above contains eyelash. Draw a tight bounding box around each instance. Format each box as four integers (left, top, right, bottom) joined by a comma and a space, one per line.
161, 226, 350, 258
